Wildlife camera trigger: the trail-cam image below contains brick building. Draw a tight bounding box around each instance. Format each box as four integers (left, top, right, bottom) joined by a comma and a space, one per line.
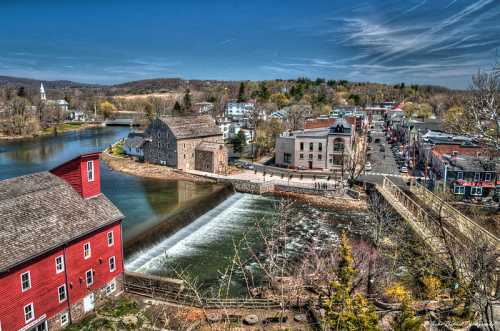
0, 153, 124, 331
143, 115, 227, 174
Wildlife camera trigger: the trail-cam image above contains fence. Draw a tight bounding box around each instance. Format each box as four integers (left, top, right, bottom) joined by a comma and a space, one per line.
123, 272, 283, 309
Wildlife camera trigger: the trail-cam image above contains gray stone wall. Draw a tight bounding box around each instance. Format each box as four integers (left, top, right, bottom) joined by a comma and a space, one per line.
144, 118, 177, 166
195, 150, 214, 173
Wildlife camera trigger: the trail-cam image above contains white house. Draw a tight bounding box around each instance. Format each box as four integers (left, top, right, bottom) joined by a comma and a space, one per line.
225, 100, 256, 118
216, 116, 232, 140
124, 133, 145, 159
194, 102, 214, 114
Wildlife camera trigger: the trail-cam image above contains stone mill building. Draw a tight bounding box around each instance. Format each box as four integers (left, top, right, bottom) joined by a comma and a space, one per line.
143, 115, 228, 174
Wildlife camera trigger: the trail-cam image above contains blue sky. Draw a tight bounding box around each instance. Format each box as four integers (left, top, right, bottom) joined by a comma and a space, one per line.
0, 0, 498, 88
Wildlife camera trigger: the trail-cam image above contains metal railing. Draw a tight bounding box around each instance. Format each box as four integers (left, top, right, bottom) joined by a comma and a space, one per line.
410, 180, 499, 249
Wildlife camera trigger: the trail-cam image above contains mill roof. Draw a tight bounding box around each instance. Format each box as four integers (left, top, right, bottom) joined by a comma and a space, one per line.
160, 115, 222, 139
0, 172, 123, 273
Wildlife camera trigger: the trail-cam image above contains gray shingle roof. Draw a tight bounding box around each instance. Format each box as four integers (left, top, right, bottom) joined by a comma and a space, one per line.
0, 172, 124, 273
160, 115, 222, 139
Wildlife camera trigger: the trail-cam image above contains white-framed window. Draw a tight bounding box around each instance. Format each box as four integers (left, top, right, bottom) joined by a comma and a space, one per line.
60, 312, 69, 327
471, 187, 483, 196
86, 269, 93, 286
485, 172, 492, 181
87, 160, 94, 182
58, 285, 67, 302
105, 280, 116, 295
109, 256, 116, 272
24, 303, 34, 323
457, 171, 463, 180
107, 231, 114, 247
473, 172, 480, 182
21, 271, 31, 292
55, 256, 64, 274
84, 242, 91, 259
453, 185, 465, 195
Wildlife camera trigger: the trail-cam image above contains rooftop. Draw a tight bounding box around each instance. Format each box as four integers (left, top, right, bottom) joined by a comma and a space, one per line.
160, 115, 222, 140
0, 172, 123, 273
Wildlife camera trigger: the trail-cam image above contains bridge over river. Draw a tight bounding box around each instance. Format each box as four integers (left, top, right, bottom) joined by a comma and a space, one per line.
376, 176, 499, 266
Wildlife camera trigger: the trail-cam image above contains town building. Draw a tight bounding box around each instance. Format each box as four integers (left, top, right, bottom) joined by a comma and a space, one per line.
216, 116, 232, 140
143, 115, 227, 174
193, 102, 214, 114
275, 119, 354, 170
124, 132, 145, 159
0, 153, 124, 331
40, 83, 70, 113
225, 100, 256, 119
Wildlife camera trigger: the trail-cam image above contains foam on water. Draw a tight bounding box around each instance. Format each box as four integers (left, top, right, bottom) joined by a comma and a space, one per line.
125, 193, 273, 272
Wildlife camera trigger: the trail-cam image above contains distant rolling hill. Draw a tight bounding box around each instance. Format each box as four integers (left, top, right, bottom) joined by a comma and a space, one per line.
0, 76, 100, 89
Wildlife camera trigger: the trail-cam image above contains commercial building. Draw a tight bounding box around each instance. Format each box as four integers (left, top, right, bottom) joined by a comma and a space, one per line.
275, 120, 354, 170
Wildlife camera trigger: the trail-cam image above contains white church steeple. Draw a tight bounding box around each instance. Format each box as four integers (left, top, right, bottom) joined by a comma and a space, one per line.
40, 83, 46, 102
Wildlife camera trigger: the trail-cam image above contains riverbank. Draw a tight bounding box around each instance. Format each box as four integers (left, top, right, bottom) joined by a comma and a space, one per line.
0, 122, 102, 141
102, 151, 214, 183
275, 191, 368, 212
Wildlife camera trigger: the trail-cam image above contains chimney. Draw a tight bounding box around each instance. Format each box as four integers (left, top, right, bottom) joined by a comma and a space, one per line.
50, 153, 101, 198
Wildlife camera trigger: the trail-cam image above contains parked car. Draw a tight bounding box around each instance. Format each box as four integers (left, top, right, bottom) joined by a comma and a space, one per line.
379, 146, 385, 152
365, 162, 372, 171
400, 166, 408, 173
374, 138, 381, 143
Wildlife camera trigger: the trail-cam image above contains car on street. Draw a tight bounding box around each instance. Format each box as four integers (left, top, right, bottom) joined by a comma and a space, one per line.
374, 138, 381, 143
400, 166, 408, 173
365, 162, 372, 171
379, 146, 385, 152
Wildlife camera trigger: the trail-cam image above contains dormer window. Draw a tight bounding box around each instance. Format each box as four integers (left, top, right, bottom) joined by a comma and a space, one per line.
457, 171, 463, 180
87, 160, 94, 182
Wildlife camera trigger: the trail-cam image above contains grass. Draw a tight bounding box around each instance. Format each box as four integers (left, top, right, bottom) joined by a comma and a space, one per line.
41, 122, 87, 134
109, 141, 126, 156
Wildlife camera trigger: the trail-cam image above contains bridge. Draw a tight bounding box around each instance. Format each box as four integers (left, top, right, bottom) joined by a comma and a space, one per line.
103, 118, 139, 126
376, 176, 499, 257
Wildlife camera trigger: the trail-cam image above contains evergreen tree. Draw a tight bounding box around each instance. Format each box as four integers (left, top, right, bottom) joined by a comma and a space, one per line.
182, 89, 192, 112
17, 86, 26, 98
391, 299, 424, 331
173, 101, 183, 115
237, 82, 246, 102
257, 82, 270, 102
323, 232, 381, 331
231, 130, 247, 155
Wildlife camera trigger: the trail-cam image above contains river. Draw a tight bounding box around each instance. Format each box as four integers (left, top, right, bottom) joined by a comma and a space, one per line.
0, 127, 368, 295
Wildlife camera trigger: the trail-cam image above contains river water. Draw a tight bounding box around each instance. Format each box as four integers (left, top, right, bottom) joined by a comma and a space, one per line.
0, 127, 368, 295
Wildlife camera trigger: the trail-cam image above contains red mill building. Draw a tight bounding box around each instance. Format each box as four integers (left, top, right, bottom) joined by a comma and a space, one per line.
0, 153, 124, 331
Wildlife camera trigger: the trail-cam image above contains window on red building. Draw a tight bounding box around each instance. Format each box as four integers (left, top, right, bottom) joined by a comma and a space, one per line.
24, 303, 34, 323
86, 269, 93, 286
21, 272, 31, 292
109, 256, 116, 272
58, 285, 67, 302
55, 256, 64, 273
87, 160, 94, 182
107, 231, 114, 246
84, 242, 91, 259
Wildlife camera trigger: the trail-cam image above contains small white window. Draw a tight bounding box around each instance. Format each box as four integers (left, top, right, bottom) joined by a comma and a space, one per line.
473, 172, 480, 182
21, 272, 31, 292
454, 186, 465, 195
457, 171, 463, 180
60, 312, 69, 327
107, 231, 114, 246
86, 269, 93, 286
485, 172, 492, 181
84, 242, 91, 259
55, 256, 64, 273
58, 285, 67, 302
109, 256, 116, 272
87, 160, 94, 182
24, 303, 34, 323
471, 187, 483, 196
105, 280, 116, 295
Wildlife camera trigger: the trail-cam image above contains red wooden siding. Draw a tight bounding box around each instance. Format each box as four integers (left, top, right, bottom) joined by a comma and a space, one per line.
0, 250, 68, 331
65, 223, 123, 304
51, 153, 101, 198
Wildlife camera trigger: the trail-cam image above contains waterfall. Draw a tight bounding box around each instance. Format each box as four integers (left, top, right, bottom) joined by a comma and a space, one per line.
125, 193, 275, 273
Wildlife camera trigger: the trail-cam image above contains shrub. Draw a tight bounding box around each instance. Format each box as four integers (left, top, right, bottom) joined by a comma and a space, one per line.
421, 275, 441, 300
384, 282, 411, 303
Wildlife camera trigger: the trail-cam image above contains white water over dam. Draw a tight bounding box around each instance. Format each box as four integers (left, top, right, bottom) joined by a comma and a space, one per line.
125, 193, 277, 273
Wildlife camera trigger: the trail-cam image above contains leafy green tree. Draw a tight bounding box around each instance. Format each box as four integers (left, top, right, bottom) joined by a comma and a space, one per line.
391, 300, 424, 331
100, 101, 117, 119
323, 233, 381, 331
237, 82, 246, 102
416, 103, 433, 119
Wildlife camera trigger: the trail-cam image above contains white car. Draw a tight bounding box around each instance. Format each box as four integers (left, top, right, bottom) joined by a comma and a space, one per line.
400, 166, 408, 173
365, 162, 372, 171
